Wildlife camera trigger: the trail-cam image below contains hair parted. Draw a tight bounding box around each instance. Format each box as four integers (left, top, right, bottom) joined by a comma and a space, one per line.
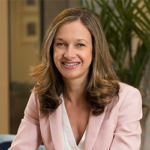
30, 7, 120, 116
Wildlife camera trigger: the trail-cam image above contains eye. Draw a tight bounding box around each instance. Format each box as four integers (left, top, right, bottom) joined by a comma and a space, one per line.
78, 43, 85, 47
57, 43, 65, 46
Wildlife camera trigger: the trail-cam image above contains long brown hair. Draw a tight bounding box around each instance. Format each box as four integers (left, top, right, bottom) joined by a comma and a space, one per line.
30, 7, 120, 116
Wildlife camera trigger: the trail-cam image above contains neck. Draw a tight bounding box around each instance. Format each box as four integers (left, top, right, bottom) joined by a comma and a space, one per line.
63, 77, 87, 105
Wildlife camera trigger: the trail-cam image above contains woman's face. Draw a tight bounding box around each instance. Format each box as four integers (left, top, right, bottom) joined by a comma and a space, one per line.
53, 20, 92, 81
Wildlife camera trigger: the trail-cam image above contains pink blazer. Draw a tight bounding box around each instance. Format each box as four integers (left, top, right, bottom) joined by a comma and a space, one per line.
9, 82, 142, 150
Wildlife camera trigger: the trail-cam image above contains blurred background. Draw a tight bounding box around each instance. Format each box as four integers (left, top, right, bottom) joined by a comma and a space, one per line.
0, 0, 78, 134
0, 0, 150, 150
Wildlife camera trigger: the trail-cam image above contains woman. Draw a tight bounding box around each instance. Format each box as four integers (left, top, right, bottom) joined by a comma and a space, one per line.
9, 8, 142, 150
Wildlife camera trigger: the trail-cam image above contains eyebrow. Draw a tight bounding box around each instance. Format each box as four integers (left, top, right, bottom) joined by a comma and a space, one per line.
76, 39, 88, 44
55, 38, 88, 44
55, 38, 64, 41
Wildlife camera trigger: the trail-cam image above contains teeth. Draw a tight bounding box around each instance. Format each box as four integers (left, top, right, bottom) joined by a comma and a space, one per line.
64, 63, 79, 66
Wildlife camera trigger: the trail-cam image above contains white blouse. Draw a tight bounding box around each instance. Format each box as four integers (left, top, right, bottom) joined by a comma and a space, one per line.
61, 95, 86, 150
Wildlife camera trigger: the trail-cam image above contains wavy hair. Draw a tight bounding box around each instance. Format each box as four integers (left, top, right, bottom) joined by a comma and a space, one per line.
30, 7, 120, 116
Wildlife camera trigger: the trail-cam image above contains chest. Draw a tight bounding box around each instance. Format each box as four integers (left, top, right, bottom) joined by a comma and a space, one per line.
41, 103, 117, 150
65, 104, 90, 145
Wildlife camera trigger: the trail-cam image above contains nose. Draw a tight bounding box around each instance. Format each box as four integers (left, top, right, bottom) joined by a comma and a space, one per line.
64, 46, 76, 59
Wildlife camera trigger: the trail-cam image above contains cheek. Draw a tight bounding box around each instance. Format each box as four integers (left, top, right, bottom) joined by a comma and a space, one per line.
53, 52, 57, 60
81, 51, 92, 63
53, 52, 56, 63
53, 51, 60, 67
53, 49, 60, 60
53, 50, 63, 67
53, 48, 64, 58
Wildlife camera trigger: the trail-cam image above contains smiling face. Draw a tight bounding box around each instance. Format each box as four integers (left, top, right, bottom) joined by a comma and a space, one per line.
53, 20, 92, 81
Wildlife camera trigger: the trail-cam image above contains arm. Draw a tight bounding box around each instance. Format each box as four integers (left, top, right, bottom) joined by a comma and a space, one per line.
110, 87, 143, 150
9, 92, 42, 150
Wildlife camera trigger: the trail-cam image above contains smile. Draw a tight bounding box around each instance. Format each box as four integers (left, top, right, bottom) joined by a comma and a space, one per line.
63, 62, 79, 66
62, 62, 80, 69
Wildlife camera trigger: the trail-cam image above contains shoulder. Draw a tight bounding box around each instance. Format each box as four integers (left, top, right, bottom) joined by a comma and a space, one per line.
111, 82, 142, 111
112, 82, 142, 112
118, 82, 142, 100
27, 91, 40, 109
25, 91, 40, 120
115, 82, 142, 121
119, 82, 139, 93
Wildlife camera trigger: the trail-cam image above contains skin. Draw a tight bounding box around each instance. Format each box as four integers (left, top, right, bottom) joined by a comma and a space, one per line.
53, 20, 93, 145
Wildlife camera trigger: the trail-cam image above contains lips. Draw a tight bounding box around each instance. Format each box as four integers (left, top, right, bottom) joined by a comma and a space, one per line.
63, 62, 80, 66
62, 62, 80, 69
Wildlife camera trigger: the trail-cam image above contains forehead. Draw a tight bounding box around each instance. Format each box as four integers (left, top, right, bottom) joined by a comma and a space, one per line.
54, 20, 91, 40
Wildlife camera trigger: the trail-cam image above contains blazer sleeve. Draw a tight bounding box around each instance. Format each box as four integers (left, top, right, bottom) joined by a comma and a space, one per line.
8, 91, 42, 150
110, 87, 143, 150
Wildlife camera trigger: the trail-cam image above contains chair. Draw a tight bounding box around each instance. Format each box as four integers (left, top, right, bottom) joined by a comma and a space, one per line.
0, 134, 46, 150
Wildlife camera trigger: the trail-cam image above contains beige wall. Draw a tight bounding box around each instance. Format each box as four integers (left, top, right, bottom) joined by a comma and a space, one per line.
0, 0, 9, 133
44, 0, 78, 33
10, 0, 41, 83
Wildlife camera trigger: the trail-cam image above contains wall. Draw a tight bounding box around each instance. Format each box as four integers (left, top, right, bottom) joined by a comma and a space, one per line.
9, 0, 41, 134
0, 0, 9, 134
44, 0, 78, 34
10, 0, 41, 83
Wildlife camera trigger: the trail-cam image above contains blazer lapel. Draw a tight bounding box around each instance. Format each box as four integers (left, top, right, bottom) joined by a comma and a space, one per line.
84, 108, 106, 150
49, 103, 63, 150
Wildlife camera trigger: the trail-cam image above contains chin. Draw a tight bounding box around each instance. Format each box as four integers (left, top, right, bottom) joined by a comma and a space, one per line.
63, 76, 78, 80
62, 74, 80, 80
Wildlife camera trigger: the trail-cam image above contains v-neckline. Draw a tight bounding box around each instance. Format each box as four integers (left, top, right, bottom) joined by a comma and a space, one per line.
62, 94, 86, 148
